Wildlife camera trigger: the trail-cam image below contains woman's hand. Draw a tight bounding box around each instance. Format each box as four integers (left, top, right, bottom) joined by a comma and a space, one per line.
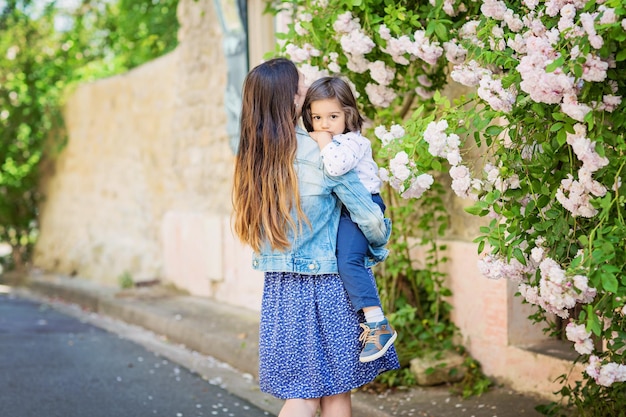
309, 131, 333, 149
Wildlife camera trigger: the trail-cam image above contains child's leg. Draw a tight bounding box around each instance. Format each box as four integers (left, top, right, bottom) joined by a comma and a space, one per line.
337, 193, 387, 312
336, 200, 397, 363
336, 209, 380, 312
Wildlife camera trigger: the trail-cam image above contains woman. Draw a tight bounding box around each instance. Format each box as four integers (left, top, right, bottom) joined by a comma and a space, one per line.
232, 58, 399, 417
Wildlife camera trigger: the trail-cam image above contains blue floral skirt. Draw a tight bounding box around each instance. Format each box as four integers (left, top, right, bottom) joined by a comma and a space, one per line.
259, 271, 400, 399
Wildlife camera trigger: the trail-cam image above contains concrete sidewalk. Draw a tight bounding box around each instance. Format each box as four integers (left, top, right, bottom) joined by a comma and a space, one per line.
3, 271, 548, 417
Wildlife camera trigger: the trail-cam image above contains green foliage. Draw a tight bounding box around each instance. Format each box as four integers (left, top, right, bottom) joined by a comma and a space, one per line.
91, 0, 180, 73
118, 270, 134, 289
0, 0, 179, 271
537, 376, 626, 417
461, 359, 492, 398
1, 1, 62, 269
374, 366, 416, 389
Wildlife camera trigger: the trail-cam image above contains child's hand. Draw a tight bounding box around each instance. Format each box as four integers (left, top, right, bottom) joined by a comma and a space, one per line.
309, 131, 332, 149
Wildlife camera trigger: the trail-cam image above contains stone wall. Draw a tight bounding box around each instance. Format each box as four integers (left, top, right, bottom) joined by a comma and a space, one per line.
34, 0, 264, 309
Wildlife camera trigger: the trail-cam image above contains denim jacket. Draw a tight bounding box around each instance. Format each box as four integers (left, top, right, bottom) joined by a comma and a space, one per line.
252, 126, 391, 275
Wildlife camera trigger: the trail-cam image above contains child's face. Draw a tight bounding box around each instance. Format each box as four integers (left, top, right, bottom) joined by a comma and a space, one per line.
310, 98, 346, 136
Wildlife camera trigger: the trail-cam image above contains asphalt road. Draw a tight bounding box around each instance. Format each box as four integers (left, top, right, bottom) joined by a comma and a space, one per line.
0, 293, 274, 417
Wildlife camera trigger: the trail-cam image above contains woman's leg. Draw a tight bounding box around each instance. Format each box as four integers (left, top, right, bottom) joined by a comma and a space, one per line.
320, 392, 352, 417
278, 398, 320, 417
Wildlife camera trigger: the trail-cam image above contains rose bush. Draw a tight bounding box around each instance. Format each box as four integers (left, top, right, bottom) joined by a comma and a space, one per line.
268, 0, 626, 411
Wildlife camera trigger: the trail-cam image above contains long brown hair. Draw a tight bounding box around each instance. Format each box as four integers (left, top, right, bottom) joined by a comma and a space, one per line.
301, 76, 364, 134
232, 58, 306, 252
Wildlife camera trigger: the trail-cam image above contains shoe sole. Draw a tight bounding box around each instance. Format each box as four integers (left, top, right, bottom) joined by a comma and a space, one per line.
359, 331, 398, 363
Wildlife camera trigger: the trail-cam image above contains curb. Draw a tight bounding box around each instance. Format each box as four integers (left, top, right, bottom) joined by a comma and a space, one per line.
26, 273, 261, 377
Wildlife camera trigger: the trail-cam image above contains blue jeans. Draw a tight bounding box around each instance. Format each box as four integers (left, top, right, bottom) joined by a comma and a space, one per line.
337, 194, 385, 312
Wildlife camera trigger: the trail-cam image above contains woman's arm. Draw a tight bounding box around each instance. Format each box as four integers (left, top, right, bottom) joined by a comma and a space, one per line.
329, 169, 391, 247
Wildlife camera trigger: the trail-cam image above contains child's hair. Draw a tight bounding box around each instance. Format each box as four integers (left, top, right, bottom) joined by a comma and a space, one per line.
302, 76, 364, 134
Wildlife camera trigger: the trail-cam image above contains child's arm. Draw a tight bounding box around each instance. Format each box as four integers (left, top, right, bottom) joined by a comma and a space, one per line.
320, 132, 369, 177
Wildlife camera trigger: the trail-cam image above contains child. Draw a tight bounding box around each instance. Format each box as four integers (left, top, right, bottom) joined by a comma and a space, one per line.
301, 76, 397, 362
